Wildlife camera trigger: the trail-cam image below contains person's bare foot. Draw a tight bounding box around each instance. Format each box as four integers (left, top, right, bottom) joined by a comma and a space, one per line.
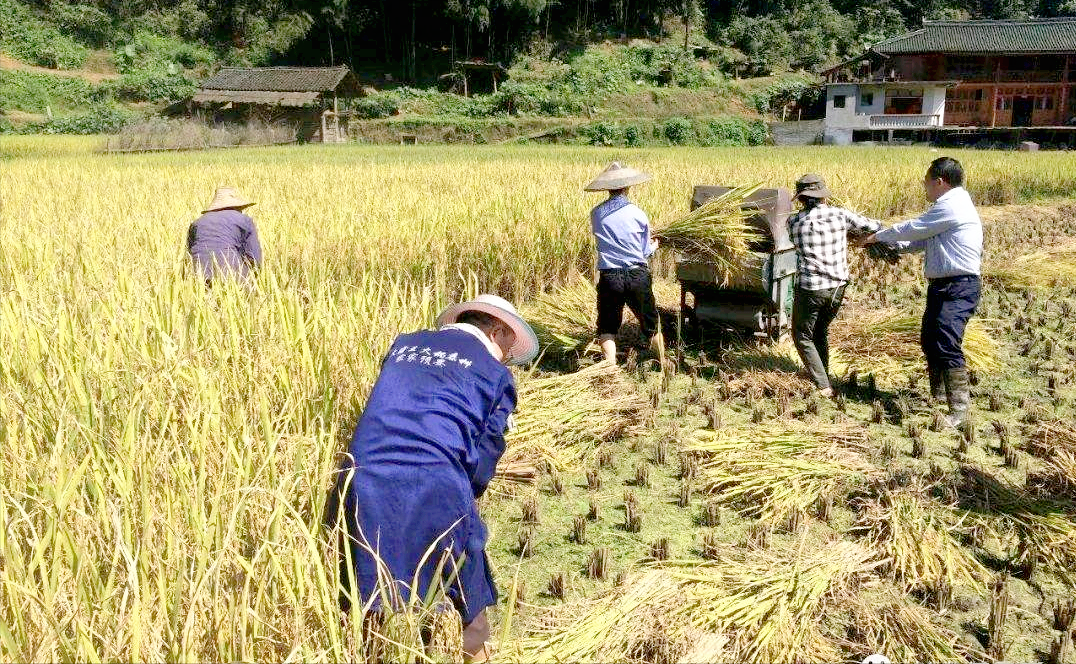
818, 387, 835, 398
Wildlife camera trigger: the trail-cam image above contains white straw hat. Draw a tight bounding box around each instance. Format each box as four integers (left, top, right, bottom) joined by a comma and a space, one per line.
203, 186, 255, 213
436, 294, 539, 365
584, 162, 652, 192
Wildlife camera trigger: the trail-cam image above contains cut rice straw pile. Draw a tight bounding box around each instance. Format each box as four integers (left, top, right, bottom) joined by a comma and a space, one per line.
846, 588, 981, 662
985, 239, 1076, 289
522, 279, 596, 354
515, 539, 880, 664
495, 361, 647, 486
684, 422, 876, 525
853, 490, 989, 592
1026, 421, 1076, 500
654, 183, 764, 276
959, 465, 1076, 580
832, 306, 1000, 383
721, 339, 815, 397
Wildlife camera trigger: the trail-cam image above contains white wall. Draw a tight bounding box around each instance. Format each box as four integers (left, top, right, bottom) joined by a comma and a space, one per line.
825, 84, 867, 130
856, 85, 885, 116
924, 86, 947, 124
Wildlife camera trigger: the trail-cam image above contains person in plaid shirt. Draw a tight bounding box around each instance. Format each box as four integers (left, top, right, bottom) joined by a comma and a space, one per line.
788, 174, 893, 396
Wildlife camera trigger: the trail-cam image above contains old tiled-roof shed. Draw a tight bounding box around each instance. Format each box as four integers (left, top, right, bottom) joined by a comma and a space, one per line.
191, 66, 363, 142
192, 66, 362, 106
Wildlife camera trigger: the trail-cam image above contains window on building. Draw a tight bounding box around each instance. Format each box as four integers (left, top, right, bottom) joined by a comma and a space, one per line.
975, 89, 984, 101
833, 95, 846, 108
861, 92, 874, 106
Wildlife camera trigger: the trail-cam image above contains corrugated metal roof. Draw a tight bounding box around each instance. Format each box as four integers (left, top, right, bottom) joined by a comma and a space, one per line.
873, 18, 1076, 54
191, 90, 322, 106
199, 66, 351, 92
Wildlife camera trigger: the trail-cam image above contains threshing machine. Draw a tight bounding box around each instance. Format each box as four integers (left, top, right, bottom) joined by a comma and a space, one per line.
676, 186, 797, 341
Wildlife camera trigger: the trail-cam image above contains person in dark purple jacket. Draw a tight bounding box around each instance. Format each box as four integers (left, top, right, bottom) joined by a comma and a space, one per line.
186, 187, 262, 283
326, 294, 538, 662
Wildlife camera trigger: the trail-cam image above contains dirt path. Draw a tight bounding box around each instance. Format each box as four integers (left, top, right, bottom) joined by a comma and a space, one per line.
0, 54, 119, 83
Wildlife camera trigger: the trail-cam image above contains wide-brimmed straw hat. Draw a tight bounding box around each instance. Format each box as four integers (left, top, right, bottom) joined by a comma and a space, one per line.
436, 294, 539, 366
794, 173, 832, 200
584, 162, 652, 192
203, 186, 255, 213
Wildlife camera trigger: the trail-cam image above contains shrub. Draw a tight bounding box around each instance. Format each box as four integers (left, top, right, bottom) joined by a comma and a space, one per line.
0, 0, 88, 69
583, 121, 621, 146
29, 103, 135, 135
663, 117, 693, 144
52, 3, 114, 48
354, 92, 401, 119
110, 67, 195, 102
0, 70, 103, 113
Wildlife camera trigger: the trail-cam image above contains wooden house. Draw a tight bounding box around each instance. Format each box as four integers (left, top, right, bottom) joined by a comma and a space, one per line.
822, 18, 1076, 144
191, 66, 363, 143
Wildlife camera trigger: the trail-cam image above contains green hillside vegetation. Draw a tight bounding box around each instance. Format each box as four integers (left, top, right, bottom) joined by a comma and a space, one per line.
1, 0, 1073, 138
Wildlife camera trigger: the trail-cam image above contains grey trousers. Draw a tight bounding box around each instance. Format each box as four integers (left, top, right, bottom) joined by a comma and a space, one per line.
792, 285, 845, 390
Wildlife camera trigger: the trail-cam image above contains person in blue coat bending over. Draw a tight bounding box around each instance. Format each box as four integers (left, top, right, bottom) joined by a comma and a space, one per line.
327, 294, 538, 662
186, 186, 262, 284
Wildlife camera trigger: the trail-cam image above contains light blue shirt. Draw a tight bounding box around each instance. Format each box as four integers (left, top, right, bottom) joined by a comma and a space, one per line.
873, 186, 983, 279
591, 194, 656, 270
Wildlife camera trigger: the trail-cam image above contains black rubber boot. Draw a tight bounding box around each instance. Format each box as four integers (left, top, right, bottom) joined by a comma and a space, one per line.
943, 367, 970, 428
928, 365, 947, 403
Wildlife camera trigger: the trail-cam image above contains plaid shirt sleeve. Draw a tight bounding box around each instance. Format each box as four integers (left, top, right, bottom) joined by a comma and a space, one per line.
843, 210, 883, 238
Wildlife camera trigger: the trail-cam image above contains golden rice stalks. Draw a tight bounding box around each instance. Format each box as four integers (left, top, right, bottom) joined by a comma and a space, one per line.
522, 279, 597, 353
985, 239, 1076, 289
846, 589, 980, 662
496, 361, 647, 483
654, 184, 764, 273
853, 491, 989, 592
684, 422, 876, 525
516, 540, 879, 664
721, 339, 815, 397
832, 307, 1000, 382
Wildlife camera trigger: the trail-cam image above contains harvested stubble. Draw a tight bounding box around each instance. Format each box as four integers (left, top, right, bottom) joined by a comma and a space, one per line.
654, 184, 763, 278
683, 422, 876, 525
985, 240, 1076, 290
516, 540, 880, 664
494, 361, 647, 488
832, 307, 1000, 384
853, 490, 989, 592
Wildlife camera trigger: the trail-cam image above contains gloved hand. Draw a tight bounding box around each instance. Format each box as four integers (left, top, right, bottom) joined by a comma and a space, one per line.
867, 242, 901, 264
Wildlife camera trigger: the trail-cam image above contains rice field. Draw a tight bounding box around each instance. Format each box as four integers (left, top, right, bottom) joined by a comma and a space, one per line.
4, 137, 1076, 662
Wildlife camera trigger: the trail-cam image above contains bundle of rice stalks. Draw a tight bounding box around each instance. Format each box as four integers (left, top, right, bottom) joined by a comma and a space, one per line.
516, 540, 879, 664
654, 184, 764, 275
958, 466, 1076, 579
985, 240, 1076, 290
522, 279, 596, 354
845, 588, 982, 662
853, 490, 989, 592
1026, 421, 1076, 500
495, 361, 648, 487
832, 307, 1000, 383
684, 422, 876, 525
720, 340, 815, 397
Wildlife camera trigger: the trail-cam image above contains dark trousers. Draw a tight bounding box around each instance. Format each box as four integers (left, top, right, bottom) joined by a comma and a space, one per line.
596, 266, 659, 339
792, 285, 845, 390
921, 275, 981, 371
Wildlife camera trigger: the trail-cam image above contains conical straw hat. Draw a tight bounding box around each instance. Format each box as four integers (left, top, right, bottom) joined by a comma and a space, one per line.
436, 294, 539, 366
203, 187, 255, 213
584, 162, 652, 192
